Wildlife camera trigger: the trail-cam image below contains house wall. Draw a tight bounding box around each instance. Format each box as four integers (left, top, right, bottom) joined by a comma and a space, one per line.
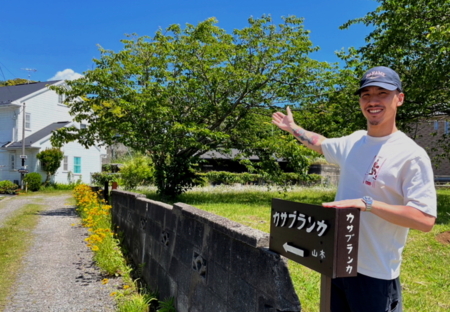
0, 150, 21, 184
15, 86, 71, 138
38, 139, 104, 185
0, 107, 17, 146
0, 141, 104, 185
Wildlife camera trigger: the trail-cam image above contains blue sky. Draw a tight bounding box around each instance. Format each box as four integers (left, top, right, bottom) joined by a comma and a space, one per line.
1, 0, 378, 82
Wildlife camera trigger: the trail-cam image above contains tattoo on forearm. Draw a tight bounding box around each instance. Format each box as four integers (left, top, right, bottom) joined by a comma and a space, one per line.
292, 128, 320, 146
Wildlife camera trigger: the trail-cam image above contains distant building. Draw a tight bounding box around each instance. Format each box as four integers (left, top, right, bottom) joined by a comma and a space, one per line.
0, 81, 106, 185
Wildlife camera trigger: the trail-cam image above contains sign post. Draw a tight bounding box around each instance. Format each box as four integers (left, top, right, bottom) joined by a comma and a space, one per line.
269, 199, 360, 312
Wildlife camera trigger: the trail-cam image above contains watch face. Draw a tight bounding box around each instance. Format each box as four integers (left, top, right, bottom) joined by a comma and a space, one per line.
363, 196, 373, 205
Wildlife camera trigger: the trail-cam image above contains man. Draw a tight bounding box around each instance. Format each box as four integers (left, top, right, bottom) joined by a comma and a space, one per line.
272, 66, 437, 312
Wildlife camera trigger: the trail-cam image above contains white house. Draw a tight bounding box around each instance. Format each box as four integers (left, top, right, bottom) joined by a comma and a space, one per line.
0, 81, 105, 185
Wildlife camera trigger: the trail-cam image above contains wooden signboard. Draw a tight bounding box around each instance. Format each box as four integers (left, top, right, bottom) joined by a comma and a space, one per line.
269, 198, 360, 278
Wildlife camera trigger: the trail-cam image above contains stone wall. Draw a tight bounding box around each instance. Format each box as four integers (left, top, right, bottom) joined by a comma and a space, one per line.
111, 190, 301, 312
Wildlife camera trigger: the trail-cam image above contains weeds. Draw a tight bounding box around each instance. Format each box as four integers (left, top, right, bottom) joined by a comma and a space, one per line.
0, 204, 42, 310
73, 184, 175, 312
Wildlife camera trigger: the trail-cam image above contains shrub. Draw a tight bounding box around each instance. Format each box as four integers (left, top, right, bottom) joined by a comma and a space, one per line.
204, 171, 243, 185
39, 183, 78, 191
36, 148, 64, 184
23, 172, 42, 191
119, 155, 154, 190
0, 180, 18, 194
202, 171, 322, 186
91, 172, 121, 187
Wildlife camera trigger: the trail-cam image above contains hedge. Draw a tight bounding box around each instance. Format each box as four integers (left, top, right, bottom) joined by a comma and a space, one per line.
200, 171, 322, 186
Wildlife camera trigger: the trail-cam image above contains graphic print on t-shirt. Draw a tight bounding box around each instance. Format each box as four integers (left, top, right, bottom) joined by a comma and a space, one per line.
363, 155, 386, 187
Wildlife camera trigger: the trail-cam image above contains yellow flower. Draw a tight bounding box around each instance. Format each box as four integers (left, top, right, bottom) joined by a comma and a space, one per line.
102, 278, 109, 284
91, 245, 99, 251
110, 292, 117, 296
123, 285, 130, 289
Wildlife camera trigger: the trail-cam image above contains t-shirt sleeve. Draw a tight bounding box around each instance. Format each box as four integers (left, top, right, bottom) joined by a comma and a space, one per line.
402, 156, 437, 217
322, 131, 365, 167
322, 137, 344, 166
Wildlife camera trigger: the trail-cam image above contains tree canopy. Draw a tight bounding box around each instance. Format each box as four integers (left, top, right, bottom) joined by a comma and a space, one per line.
0, 78, 34, 86
51, 16, 334, 196
340, 0, 450, 162
341, 0, 450, 125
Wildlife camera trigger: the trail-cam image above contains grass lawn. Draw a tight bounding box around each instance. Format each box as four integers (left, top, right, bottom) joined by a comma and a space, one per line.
143, 185, 450, 312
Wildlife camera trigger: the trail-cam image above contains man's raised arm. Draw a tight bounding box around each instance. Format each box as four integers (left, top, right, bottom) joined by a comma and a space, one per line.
272, 106, 326, 154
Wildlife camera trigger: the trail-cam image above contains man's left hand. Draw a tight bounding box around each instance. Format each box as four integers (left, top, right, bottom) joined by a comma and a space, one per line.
322, 199, 365, 211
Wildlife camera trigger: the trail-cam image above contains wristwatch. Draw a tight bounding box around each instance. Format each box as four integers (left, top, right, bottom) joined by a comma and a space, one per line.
361, 196, 373, 212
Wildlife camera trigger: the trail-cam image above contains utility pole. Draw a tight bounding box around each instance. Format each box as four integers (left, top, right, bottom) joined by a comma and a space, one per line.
18, 102, 28, 188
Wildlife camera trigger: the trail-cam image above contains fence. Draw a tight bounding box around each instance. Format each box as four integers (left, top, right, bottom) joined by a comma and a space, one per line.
111, 190, 301, 312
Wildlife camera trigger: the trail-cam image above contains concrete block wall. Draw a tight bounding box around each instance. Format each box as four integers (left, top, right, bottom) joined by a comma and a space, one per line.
308, 164, 340, 186
111, 190, 301, 312
408, 120, 450, 175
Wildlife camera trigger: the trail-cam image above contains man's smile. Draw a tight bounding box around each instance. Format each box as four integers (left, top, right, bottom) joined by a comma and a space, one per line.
367, 107, 383, 114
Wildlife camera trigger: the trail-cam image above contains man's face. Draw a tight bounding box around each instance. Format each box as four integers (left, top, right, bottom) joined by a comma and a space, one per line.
359, 86, 404, 127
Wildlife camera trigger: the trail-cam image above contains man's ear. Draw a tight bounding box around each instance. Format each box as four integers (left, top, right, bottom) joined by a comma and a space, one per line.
397, 92, 405, 107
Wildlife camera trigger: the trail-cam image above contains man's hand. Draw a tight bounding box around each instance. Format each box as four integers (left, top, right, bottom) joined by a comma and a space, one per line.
272, 106, 326, 154
272, 106, 296, 132
322, 199, 366, 211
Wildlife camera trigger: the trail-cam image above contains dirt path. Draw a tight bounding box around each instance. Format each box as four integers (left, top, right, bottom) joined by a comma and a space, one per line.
0, 195, 45, 228
1, 193, 121, 312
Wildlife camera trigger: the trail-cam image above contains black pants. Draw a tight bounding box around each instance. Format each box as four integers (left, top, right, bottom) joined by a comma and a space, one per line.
331, 273, 402, 312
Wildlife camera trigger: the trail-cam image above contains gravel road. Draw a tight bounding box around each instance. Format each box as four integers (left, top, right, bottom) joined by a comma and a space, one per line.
0, 193, 121, 312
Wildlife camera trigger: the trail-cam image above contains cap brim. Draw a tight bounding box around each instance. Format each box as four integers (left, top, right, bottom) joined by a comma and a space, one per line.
354, 82, 399, 95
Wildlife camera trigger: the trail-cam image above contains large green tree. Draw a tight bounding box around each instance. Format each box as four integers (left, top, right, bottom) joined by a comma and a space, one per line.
341, 0, 450, 129
51, 16, 333, 196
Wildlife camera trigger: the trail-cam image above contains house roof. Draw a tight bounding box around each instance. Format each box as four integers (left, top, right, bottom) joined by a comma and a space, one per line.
3, 121, 70, 149
0, 81, 61, 105
200, 148, 260, 160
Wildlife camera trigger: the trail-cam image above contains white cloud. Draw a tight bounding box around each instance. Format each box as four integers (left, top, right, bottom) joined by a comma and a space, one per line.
48, 69, 83, 81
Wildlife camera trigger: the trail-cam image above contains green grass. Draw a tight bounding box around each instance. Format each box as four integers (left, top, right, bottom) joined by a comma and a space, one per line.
142, 185, 450, 312
0, 204, 43, 311
400, 190, 450, 311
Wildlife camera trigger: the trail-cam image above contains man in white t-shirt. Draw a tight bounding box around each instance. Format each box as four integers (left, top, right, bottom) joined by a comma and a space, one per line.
272, 66, 436, 312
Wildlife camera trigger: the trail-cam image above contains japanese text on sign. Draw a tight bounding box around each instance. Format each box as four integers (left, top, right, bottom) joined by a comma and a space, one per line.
345, 212, 355, 274
272, 210, 329, 237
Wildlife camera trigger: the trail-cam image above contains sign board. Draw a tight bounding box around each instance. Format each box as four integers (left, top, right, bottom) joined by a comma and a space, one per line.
269, 199, 360, 278
20, 155, 27, 159
18, 166, 28, 174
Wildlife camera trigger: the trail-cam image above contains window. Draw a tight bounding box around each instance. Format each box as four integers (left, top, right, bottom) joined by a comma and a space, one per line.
434, 121, 439, 131
73, 157, 81, 174
10, 153, 15, 170
63, 156, 68, 171
445, 121, 450, 135
58, 93, 65, 104
25, 113, 31, 129
80, 123, 87, 129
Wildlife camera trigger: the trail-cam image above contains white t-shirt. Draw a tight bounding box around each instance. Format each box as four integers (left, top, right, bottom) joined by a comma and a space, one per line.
322, 130, 437, 280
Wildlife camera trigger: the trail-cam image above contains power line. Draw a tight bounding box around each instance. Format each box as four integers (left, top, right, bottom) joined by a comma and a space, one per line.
0, 60, 18, 80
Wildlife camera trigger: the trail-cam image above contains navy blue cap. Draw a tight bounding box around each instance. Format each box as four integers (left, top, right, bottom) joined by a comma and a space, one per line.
355, 66, 402, 95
